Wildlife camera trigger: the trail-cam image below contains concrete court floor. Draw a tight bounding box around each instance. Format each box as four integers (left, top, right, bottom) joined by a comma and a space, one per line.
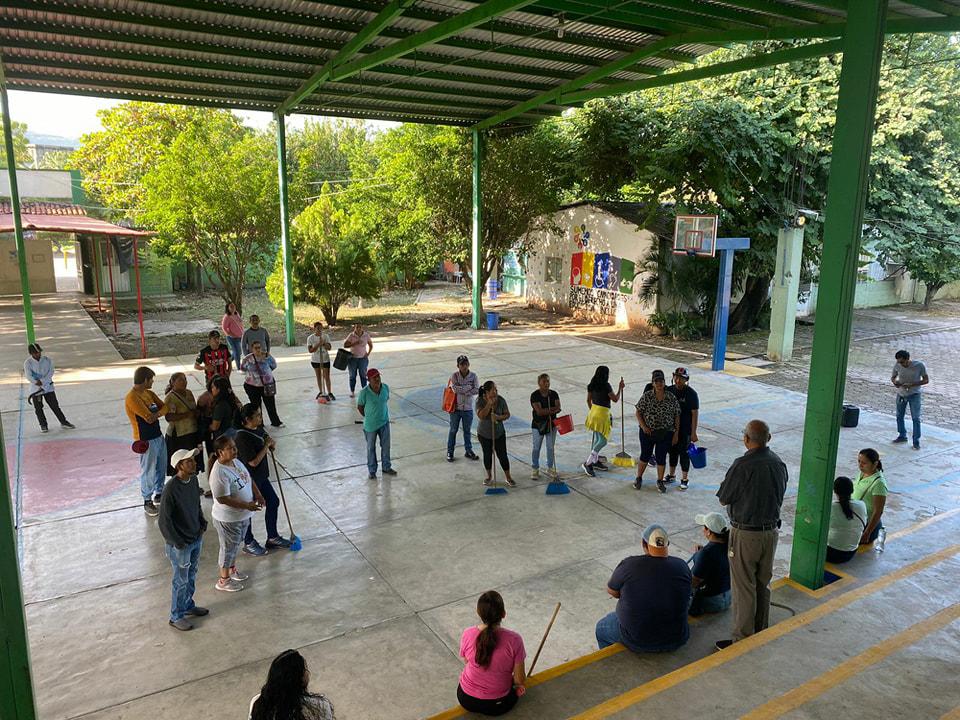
2, 297, 959, 720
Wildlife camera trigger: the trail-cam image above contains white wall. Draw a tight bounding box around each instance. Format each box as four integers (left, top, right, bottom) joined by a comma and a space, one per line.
0, 170, 74, 200
525, 204, 657, 328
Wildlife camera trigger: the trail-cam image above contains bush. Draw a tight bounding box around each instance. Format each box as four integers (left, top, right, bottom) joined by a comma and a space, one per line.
649, 311, 705, 340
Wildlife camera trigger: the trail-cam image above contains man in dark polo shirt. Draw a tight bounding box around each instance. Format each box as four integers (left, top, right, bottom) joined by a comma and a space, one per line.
715, 419, 788, 650
595, 524, 692, 653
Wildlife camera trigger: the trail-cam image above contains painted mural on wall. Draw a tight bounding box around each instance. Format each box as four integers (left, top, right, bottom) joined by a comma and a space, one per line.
568, 222, 637, 316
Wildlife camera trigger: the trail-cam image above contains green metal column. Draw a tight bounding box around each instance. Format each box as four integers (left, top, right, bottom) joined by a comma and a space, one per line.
471, 129, 483, 330
0, 413, 38, 720
0, 63, 35, 345
790, 0, 888, 589
275, 112, 295, 346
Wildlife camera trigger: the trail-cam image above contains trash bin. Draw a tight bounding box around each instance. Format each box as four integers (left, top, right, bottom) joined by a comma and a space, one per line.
841, 404, 860, 428
487, 278, 499, 300
486, 311, 500, 330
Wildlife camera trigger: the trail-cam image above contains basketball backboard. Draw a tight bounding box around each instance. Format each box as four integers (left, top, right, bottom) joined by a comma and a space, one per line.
673, 215, 718, 257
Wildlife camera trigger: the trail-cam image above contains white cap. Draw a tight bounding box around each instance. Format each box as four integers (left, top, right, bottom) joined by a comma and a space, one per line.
695, 512, 729, 535
170, 447, 199, 469
642, 524, 670, 555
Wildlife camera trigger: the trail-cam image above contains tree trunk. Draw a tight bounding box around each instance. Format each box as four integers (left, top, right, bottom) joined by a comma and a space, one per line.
923, 282, 943, 309
728, 275, 770, 334
323, 303, 339, 325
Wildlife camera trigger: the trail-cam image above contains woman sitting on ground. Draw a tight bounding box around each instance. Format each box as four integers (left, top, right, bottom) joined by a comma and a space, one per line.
688, 511, 731, 616
476, 381, 515, 487
458, 590, 526, 717
827, 476, 868, 563
854, 448, 887, 548
250, 649, 335, 720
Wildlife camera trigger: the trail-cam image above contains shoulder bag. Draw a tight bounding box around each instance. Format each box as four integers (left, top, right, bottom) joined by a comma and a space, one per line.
442, 380, 457, 413
254, 358, 277, 397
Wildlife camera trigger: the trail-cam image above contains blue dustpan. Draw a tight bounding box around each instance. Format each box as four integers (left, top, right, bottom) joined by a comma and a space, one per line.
545, 481, 570, 495
485, 486, 508, 495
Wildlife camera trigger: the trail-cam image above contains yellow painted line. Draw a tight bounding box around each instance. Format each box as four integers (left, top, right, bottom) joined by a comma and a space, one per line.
888, 507, 960, 541
779, 563, 855, 598
567, 544, 960, 720
692, 360, 773, 377
939, 705, 960, 720
741, 602, 960, 719
423, 644, 627, 720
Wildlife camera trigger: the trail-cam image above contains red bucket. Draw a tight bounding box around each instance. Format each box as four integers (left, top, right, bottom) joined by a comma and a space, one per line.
554, 414, 574, 435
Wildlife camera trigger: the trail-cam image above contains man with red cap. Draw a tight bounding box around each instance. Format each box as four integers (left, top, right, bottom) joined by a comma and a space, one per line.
357, 368, 396, 480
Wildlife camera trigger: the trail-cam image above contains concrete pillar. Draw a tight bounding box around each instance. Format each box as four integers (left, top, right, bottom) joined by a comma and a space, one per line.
767, 226, 804, 362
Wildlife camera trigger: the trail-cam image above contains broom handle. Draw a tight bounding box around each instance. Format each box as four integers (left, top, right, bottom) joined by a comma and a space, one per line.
270, 449, 295, 535
527, 602, 561, 678
620, 390, 625, 450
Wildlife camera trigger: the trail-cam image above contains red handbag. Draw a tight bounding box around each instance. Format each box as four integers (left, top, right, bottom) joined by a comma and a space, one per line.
442, 383, 457, 413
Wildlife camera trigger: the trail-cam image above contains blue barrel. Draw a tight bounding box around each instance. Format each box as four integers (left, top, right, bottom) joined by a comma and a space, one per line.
486, 311, 500, 330
487, 278, 498, 300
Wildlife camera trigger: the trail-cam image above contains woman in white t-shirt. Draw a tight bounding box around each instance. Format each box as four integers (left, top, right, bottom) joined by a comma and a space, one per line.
826, 476, 868, 564
250, 649, 335, 720
307, 321, 334, 402
209, 435, 264, 592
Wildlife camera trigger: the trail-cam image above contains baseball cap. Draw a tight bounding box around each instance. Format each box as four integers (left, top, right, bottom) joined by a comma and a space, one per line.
366, 368, 381, 379
651, 369, 666, 382
695, 512, 728, 535
642, 524, 670, 554
457, 355, 469, 365
208, 329, 221, 338
673, 367, 689, 379
170, 447, 200, 468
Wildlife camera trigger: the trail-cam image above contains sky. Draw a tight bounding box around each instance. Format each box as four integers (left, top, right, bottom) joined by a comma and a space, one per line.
7, 89, 391, 144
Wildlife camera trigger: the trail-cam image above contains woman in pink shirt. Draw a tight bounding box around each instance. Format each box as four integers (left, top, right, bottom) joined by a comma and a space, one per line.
221, 301, 245, 371
458, 591, 527, 716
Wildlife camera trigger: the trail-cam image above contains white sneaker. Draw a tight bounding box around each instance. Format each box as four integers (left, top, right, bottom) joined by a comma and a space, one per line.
531, 468, 540, 480
215, 577, 243, 592
229, 566, 249, 582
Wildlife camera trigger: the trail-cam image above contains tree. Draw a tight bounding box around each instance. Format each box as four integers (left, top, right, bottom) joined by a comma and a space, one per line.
266, 184, 380, 324
140, 110, 278, 312
286, 118, 368, 216
370, 123, 568, 310
0, 117, 29, 168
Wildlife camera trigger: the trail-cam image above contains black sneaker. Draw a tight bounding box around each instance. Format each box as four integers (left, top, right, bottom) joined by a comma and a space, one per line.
657, 480, 667, 494
633, 478, 643, 490
61, 421, 76, 429
594, 461, 609, 471
40, 426, 49, 433
715, 639, 733, 651
465, 451, 479, 461
328, 393, 336, 401
679, 478, 689, 491
185, 606, 209, 617
665, 474, 676, 484
913, 442, 921, 450
446, 453, 455, 463
383, 468, 398, 476
892, 436, 908, 444
154, 494, 162, 505
581, 462, 596, 478
143, 500, 159, 517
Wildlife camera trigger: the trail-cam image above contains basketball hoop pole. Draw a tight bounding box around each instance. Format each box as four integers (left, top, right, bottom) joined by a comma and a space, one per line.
711, 237, 750, 372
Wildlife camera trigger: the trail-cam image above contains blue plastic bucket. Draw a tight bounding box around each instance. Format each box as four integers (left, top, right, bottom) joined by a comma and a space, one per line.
688, 443, 707, 469
487, 278, 499, 300
486, 311, 500, 330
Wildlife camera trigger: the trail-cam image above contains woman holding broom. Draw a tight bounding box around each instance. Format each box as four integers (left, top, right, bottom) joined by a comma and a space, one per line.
582, 366, 624, 477
477, 381, 515, 488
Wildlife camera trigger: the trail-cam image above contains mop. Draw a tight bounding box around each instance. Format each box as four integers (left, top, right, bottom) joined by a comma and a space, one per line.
270, 449, 303, 551
527, 602, 562, 677
484, 441, 508, 495
612, 390, 635, 467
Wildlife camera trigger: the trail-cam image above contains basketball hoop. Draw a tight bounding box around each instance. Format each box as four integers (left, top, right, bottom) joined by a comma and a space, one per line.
673, 216, 718, 257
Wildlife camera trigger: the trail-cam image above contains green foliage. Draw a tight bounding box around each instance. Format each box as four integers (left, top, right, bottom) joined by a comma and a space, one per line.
267, 184, 380, 324
0, 117, 30, 168
139, 109, 278, 312
648, 311, 705, 340
286, 118, 368, 216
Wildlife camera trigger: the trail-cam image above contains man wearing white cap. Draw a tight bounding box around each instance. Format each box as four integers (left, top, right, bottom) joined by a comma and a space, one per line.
158, 448, 208, 631
595, 524, 692, 653
689, 512, 731, 616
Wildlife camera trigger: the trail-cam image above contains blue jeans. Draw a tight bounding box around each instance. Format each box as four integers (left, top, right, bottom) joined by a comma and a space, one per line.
348, 356, 369, 392
244, 474, 279, 544
595, 610, 689, 652
165, 537, 202, 621
689, 589, 732, 616
447, 410, 474, 455
365, 423, 391, 475
532, 427, 556, 470
225, 336, 243, 370
139, 435, 167, 500
896, 393, 922, 443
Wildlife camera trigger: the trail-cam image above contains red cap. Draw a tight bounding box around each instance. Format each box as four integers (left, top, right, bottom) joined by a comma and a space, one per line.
366, 368, 380, 379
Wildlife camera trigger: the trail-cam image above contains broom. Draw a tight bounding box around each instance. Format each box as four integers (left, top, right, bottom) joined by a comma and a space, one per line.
612, 388, 635, 467
270, 449, 303, 551
485, 441, 508, 495
527, 602, 562, 677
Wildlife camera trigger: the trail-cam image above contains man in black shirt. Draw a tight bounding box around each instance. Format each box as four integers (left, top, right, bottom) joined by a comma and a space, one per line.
595, 524, 691, 653
715, 419, 788, 650
667, 368, 700, 490
194, 330, 232, 382
158, 448, 208, 631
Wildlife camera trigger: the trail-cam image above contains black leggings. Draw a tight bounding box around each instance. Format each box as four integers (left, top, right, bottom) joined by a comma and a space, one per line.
457, 685, 518, 716
244, 383, 282, 426
826, 546, 857, 563
479, 435, 510, 473
669, 433, 691, 472
31, 390, 68, 429
639, 429, 672, 466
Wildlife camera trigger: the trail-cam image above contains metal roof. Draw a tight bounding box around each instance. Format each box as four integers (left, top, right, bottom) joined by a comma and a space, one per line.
1, 1, 959, 128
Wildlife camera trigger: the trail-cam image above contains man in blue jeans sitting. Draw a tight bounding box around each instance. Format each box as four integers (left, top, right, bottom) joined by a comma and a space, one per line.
596, 524, 691, 653
447, 355, 480, 463
891, 349, 928, 450
358, 368, 397, 480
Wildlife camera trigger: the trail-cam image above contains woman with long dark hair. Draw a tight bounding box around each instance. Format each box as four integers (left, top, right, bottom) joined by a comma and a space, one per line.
854, 448, 888, 550
476, 381, 514, 487
249, 649, 335, 720
582, 365, 624, 477
209, 375, 241, 442
457, 591, 526, 716
826, 476, 867, 563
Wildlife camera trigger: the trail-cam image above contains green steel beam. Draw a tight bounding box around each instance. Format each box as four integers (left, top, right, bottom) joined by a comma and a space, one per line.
275, 113, 295, 346
471, 129, 483, 331
790, 0, 888, 590
560, 39, 843, 104
328, 0, 543, 81
279, 0, 415, 114
0, 63, 35, 346
899, 0, 960, 15
533, 0, 722, 34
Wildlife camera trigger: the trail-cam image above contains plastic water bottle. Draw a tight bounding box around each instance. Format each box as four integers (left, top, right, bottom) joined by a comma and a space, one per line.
874, 528, 886, 553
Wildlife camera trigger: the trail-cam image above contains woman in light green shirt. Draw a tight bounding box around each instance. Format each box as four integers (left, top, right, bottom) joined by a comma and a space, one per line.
854, 448, 887, 546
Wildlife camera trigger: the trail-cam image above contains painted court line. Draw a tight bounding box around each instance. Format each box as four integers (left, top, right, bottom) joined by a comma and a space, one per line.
567, 544, 960, 720
888, 507, 960, 541
940, 706, 960, 720
740, 602, 960, 719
